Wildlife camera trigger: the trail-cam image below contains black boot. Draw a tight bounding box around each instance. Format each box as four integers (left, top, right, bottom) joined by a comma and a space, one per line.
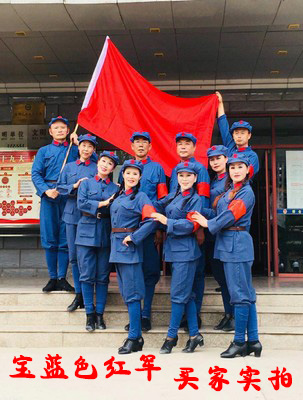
96, 313, 106, 330
56, 278, 75, 292
247, 340, 262, 357
214, 314, 232, 330
222, 315, 235, 332
67, 293, 84, 312
182, 333, 204, 353
215, 287, 222, 292
180, 315, 188, 332
118, 337, 144, 354
141, 317, 151, 332
160, 336, 178, 354
124, 322, 130, 331
220, 341, 247, 358
42, 279, 57, 292
85, 313, 95, 332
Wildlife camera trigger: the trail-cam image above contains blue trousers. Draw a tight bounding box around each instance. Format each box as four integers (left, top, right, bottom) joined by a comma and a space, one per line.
206, 238, 233, 315
66, 223, 81, 293
77, 245, 111, 315
115, 263, 145, 304
142, 233, 161, 319
192, 245, 205, 314
40, 196, 69, 279
128, 301, 142, 339
171, 260, 197, 304
167, 300, 199, 338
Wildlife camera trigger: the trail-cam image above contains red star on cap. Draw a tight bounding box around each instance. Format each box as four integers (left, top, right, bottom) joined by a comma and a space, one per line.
211, 146, 216, 150
110, 152, 114, 156
239, 120, 244, 124
87, 134, 92, 137
181, 132, 185, 136
233, 154, 238, 158
130, 159, 135, 164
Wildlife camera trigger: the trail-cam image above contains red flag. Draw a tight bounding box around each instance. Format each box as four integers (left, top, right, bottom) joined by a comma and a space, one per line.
78, 37, 218, 175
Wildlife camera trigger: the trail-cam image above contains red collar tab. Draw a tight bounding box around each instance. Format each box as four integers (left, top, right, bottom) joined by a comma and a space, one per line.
105, 178, 110, 184
53, 140, 68, 146
238, 147, 247, 152
180, 157, 195, 163
182, 190, 191, 197
184, 161, 189, 167
141, 156, 151, 165
130, 159, 136, 165
218, 172, 226, 180
125, 188, 133, 196
77, 159, 91, 166
85, 160, 91, 166
76, 159, 81, 165
63, 141, 68, 146
234, 182, 243, 189
94, 175, 101, 182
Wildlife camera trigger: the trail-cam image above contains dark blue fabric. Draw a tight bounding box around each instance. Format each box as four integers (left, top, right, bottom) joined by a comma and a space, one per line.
234, 304, 249, 343
170, 260, 197, 304
167, 302, 185, 338
186, 298, 200, 337
66, 223, 81, 293
81, 281, 94, 314
127, 301, 142, 339
247, 303, 259, 341
57, 249, 69, 279
115, 263, 145, 303
192, 248, 205, 313
142, 284, 155, 319
223, 261, 256, 305
45, 249, 58, 279
96, 283, 108, 314
77, 245, 111, 285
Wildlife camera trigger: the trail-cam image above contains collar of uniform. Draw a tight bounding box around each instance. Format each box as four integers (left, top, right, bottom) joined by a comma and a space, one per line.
233, 182, 243, 189
53, 140, 68, 147
237, 146, 251, 152
180, 156, 195, 163
76, 159, 91, 166
141, 156, 151, 165
218, 172, 227, 180
125, 188, 133, 196
181, 188, 192, 197
94, 175, 110, 184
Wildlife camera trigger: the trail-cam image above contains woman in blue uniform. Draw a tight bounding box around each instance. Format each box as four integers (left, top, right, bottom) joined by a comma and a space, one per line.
76, 151, 120, 332
109, 159, 157, 355
205, 145, 234, 331
57, 134, 98, 312
152, 161, 204, 354
192, 153, 262, 358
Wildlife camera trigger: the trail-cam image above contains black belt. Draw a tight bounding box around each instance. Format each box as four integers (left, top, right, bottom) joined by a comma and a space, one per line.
82, 212, 110, 220
224, 226, 246, 231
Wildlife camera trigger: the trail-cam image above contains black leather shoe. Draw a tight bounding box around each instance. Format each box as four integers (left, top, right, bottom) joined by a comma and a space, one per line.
182, 333, 204, 353
56, 278, 75, 292
67, 293, 84, 312
118, 337, 144, 354
220, 341, 247, 358
86, 313, 95, 332
124, 322, 130, 331
222, 316, 235, 332
247, 341, 262, 357
160, 336, 178, 354
42, 279, 57, 292
141, 317, 151, 332
214, 314, 233, 331
96, 313, 106, 330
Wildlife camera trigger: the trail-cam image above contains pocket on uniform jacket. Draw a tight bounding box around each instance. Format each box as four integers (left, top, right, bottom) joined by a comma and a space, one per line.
44, 155, 54, 167
78, 221, 96, 237
88, 190, 98, 198
170, 237, 190, 252
216, 232, 234, 252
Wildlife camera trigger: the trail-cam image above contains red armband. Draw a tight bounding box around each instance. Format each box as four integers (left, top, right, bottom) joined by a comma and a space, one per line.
157, 183, 168, 199
142, 204, 156, 220
249, 164, 254, 179
197, 182, 210, 198
186, 211, 200, 232
228, 199, 246, 221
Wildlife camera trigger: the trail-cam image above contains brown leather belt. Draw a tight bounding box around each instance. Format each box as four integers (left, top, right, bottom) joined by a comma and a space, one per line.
112, 227, 137, 233
224, 226, 246, 231
45, 180, 57, 183
82, 211, 110, 220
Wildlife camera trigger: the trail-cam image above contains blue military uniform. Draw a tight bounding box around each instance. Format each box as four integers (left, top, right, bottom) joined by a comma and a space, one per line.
75, 151, 120, 321
206, 153, 259, 345
217, 116, 259, 178
110, 160, 157, 342
204, 145, 233, 326
156, 162, 202, 340
31, 117, 81, 282
57, 134, 98, 296
169, 132, 210, 322
120, 131, 168, 323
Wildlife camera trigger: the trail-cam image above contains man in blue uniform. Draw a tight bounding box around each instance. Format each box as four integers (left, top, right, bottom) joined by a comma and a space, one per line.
120, 131, 168, 331
169, 132, 210, 329
57, 134, 98, 311
215, 92, 259, 178
32, 116, 80, 292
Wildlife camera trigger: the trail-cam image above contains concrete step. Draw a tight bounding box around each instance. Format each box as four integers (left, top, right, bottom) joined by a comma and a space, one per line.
1, 289, 303, 307
1, 305, 303, 328
0, 324, 302, 350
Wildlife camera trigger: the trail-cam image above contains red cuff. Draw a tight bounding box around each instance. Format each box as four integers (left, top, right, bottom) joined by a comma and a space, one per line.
197, 182, 210, 198
142, 204, 156, 220
228, 199, 246, 221
186, 211, 200, 232
157, 183, 168, 199
249, 164, 254, 179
